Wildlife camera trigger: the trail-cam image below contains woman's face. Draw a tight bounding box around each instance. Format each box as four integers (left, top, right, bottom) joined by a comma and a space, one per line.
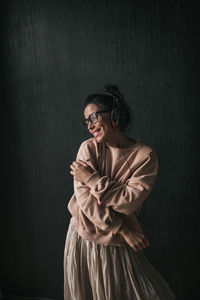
84, 103, 114, 143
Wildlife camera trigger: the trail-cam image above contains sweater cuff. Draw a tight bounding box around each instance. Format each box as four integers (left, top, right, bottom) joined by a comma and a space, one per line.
85, 171, 101, 188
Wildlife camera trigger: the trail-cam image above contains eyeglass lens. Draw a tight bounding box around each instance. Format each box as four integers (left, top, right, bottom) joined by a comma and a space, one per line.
84, 112, 98, 127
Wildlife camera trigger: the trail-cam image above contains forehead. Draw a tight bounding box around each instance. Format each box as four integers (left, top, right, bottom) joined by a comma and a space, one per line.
84, 103, 103, 118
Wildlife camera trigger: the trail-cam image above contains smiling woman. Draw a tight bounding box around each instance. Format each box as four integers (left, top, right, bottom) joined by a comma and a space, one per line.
64, 85, 176, 300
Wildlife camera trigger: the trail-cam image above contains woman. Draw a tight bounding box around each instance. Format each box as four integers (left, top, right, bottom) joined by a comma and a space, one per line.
64, 85, 176, 300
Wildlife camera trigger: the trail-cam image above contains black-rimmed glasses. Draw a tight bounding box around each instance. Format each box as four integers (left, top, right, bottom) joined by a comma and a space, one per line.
83, 110, 110, 128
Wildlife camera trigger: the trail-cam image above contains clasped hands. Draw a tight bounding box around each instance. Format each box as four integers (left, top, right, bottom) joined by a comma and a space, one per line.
70, 159, 150, 251
70, 160, 94, 184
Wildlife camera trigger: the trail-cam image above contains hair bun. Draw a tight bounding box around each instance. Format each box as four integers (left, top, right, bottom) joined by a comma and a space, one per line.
104, 84, 124, 101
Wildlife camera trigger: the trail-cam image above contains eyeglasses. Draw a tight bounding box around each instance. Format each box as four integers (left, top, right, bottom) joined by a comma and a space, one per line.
83, 110, 110, 128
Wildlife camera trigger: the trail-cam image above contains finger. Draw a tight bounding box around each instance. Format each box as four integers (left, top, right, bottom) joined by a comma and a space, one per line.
73, 159, 86, 164
132, 244, 140, 251
71, 161, 79, 168
140, 237, 150, 249
136, 241, 147, 251
70, 170, 74, 175
129, 234, 144, 250
71, 161, 84, 170
137, 242, 146, 250
78, 160, 87, 165
128, 238, 141, 251
72, 161, 80, 167
136, 236, 149, 249
134, 232, 149, 247
142, 237, 150, 247
141, 236, 150, 247
74, 162, 86, 168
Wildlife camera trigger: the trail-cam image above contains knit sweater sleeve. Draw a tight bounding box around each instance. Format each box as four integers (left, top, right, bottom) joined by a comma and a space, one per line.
73, 140, 124, 234
85, 149, 159, 215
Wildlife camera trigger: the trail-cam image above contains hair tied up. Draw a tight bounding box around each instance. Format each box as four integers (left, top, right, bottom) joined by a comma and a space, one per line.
104, 84, 124, 102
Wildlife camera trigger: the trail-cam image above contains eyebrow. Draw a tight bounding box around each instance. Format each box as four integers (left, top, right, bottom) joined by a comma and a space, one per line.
84, 111, 97, 120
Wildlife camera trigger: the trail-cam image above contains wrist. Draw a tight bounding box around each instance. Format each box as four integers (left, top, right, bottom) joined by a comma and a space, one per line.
118, 223, 129, 236
84, 171, 100, 186
83, 170, 95, 184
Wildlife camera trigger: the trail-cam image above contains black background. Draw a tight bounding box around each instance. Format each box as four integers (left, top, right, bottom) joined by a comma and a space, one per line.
1, 0, 199, 299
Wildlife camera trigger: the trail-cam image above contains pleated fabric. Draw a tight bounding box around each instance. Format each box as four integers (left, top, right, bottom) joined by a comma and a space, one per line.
64, 223, 176, 300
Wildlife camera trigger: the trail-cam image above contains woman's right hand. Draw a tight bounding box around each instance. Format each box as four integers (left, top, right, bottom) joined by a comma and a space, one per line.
118, 223, 150, 251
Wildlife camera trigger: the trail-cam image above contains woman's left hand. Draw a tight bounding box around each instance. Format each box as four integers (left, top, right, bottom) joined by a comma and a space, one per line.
70, 160, 94, 184
118, 223, 150, 251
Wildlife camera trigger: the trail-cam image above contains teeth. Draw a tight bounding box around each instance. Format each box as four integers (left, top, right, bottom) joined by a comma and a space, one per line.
94, 129, 100, 136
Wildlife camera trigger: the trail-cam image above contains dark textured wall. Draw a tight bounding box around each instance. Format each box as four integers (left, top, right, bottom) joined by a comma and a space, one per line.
1, 0, 199, 299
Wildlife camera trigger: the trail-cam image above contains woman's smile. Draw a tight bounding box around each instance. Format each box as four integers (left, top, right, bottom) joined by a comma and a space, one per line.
91, 126, 106, 142
93, 128, 101, 137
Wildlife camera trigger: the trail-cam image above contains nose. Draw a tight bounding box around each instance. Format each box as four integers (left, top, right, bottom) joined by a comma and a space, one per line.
88, 121, 95, 130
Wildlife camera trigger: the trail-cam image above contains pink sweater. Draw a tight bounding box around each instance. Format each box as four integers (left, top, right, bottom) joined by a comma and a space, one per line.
68, 137, 158, 247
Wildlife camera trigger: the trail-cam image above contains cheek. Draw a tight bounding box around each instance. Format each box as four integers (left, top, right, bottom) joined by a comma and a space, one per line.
100, 122, 109, 130
100, 116, 112, 129
104, 119, 113, 130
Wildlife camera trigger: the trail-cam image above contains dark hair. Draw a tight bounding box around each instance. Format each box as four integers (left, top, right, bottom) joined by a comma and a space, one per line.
84, 85, 133, 131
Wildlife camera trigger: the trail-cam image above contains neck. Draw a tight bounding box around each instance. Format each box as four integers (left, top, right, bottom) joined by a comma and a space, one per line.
104, 129, 133, 148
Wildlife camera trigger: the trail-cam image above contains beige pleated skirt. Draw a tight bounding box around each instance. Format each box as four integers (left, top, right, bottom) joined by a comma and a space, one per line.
63, 223, 176, 300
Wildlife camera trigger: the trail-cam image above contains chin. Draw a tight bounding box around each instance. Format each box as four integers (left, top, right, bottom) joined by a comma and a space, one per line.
93, 126, 110, 143
94, 133, 106, 144
95, 136, 104, 143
